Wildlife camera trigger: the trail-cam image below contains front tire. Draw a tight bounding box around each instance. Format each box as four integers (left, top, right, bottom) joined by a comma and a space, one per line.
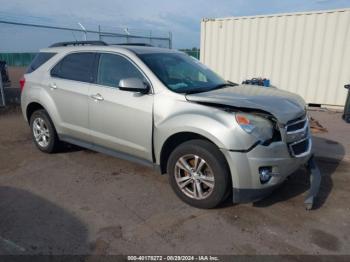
30, 109, 60, 153
167, 139, 231, 209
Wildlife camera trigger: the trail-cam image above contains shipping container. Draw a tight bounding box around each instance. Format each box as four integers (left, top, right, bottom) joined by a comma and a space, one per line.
200, 8, 350, 107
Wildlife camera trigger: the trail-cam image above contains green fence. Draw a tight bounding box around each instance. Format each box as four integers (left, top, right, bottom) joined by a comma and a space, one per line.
0, 53, 36, 67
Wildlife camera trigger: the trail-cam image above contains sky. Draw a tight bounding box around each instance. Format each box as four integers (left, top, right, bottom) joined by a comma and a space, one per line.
1, 0, 350, 50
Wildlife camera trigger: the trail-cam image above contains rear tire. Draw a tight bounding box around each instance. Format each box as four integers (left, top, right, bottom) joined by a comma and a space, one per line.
167, 139, 231, 209
30, 109, 61, 153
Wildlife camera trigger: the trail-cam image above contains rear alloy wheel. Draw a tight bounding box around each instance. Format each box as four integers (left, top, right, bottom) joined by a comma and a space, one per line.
167, 139, 230, 209
32, 117, 50, 148
30, 109, 60, 153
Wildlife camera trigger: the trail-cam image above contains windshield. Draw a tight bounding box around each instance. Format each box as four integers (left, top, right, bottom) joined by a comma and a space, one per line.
138, 52, 229, 94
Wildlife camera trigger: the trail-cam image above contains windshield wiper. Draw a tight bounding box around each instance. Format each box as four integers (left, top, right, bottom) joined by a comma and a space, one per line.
184, 82, 239, 95
185, 88, 212, 95
227, 80, 239, 86
209, 82, 238, 91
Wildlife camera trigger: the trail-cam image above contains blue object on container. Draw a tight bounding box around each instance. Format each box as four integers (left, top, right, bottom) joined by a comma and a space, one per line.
263, 79, 270, 87
242, 77, 270, 87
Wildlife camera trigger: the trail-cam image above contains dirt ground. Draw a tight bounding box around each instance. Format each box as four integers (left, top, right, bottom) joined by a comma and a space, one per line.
0, 107, 349, 255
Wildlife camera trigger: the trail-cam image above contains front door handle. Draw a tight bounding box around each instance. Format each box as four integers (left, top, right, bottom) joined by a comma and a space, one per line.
49, 83, 57, 89
90, 93, 104, 101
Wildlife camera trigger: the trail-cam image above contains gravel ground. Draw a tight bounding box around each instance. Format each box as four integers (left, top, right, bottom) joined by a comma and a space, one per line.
0, 108, 349, 255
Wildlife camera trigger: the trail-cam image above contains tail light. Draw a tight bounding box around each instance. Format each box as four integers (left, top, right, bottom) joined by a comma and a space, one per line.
19, 77, 25, 92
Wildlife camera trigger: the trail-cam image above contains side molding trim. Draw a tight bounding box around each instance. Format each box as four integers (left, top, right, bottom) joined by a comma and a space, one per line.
59, 134, 161, 172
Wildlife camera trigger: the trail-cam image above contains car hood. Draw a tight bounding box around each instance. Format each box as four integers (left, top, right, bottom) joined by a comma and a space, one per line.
185, 84, 306, 124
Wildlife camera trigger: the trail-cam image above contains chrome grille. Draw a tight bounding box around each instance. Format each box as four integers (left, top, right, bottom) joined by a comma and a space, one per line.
285, 116, 309, 143
289, 137, 312, 157
284, 116, 311, 157
286, 118, 307, 132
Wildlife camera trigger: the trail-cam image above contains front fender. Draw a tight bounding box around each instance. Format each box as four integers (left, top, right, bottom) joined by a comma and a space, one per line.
153, 94, 257, 164
154, 114, 229, 164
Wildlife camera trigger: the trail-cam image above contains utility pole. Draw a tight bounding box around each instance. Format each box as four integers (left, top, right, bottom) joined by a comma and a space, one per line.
169, 31, 172, 49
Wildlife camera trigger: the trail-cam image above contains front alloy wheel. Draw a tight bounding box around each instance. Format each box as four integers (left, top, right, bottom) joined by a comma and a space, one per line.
167, 139, 230, 209
175, 154, 215, 200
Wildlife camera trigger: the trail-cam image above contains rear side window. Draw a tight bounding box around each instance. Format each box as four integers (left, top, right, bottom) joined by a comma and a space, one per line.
26, 52, 56, 73
51, 52, 95, 83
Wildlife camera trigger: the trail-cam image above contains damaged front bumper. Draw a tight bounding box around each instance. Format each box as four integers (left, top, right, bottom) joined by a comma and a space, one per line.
304, 155, 321, 210
222, 140, 311, 201
221, 112, 321, 209
222, 139, 321, 209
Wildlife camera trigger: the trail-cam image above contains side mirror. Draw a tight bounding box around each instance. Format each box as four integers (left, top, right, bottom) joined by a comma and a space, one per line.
118, 78, 149, 94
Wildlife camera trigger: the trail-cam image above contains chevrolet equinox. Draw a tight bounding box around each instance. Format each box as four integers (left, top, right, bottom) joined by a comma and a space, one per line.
21, 41, 312, 208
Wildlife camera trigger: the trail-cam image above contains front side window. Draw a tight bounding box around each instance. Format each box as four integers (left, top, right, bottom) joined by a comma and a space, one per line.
138, 52, 227, 94
51, 52, 95, 83
97, 53, 145, 88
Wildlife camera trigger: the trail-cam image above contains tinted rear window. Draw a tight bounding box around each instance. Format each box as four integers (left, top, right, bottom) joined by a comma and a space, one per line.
51, 52, 95, 83
26, 52, 56, 73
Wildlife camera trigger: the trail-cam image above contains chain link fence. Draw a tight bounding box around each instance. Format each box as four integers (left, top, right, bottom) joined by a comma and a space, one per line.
0, 20, 172, 53
98, 25, 172, 48
180, 49, 200, 60
0, 19, 173, 94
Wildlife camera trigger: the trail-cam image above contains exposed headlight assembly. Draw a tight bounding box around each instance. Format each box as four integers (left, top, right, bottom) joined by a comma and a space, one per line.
235, 113, 273, 141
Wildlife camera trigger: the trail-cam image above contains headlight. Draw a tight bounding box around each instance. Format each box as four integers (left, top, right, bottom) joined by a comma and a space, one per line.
235, 113, 273, 141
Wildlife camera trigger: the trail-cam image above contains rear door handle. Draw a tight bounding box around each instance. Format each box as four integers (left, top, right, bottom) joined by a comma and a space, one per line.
90, 93, 104, 101
49, 83, 57, 89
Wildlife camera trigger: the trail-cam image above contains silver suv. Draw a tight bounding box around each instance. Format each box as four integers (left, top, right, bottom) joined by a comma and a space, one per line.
21, 41, 312, 208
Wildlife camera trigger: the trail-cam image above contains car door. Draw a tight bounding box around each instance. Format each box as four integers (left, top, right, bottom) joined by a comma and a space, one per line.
89, 52, 154, 161
47, 52, 96, 142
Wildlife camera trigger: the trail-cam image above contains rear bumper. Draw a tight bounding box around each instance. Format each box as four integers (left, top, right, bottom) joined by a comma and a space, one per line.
221, 140, 312, 203
20, 89, 28, 122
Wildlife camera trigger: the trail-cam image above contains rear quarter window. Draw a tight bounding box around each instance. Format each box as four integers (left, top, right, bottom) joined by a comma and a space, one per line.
26, 52, 56, 73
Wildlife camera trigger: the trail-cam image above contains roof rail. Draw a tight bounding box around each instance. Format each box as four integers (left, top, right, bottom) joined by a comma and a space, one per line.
112, 43, 153, 47
49, 41, 108, 47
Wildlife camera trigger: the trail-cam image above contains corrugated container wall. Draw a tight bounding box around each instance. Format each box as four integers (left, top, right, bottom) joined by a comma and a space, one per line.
200, 9, 350, 107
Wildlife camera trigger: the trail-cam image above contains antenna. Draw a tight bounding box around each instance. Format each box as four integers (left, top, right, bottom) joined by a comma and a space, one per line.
78, 22, 87, 40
